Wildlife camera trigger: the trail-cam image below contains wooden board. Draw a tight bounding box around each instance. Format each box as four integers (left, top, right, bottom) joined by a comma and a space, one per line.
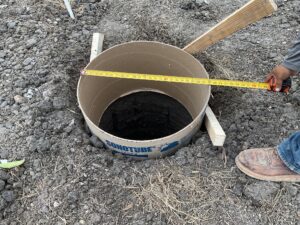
205, 106, 226, 146
183, 0, 277, 54
90, 33, 104, 62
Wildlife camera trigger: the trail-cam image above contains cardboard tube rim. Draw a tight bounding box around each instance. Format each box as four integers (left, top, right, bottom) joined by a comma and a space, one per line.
77, 41, 211, 143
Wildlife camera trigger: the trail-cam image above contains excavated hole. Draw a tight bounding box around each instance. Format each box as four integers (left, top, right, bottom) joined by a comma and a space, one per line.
99, 91, 193, 140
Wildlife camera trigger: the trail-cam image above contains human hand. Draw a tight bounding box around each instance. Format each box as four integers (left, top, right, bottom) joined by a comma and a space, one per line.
265, 65, 297, 92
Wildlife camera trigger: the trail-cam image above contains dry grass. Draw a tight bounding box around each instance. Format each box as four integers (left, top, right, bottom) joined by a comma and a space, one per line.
133, 160, 235, 225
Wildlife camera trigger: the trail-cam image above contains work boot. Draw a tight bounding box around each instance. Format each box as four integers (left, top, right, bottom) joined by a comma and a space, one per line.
235, 148, 300, 182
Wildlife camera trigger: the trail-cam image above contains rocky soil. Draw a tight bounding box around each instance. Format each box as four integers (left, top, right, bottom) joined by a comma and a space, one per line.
0, 0, 300, 224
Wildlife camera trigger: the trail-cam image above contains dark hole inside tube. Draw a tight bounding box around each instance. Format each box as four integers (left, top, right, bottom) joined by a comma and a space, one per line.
99, 91, 193, 140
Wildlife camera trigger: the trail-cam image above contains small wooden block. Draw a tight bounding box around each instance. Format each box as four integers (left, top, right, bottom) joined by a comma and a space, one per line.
90, 33, 104, 62
205, 106, 226, 146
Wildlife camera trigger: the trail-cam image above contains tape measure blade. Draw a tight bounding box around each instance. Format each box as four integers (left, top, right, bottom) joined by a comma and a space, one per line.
83, 70, 269, 90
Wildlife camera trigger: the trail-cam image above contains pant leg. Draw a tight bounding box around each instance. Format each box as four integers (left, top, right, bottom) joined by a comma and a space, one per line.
277, 131, 300, 174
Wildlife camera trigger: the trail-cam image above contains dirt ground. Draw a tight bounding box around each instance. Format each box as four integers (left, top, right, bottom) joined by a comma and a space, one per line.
0, 0, 300, 224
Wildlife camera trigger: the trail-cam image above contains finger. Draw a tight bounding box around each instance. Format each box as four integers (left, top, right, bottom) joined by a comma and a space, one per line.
265, 73, 274, 82
265, 74, 276, 91
275, 79, 283, 92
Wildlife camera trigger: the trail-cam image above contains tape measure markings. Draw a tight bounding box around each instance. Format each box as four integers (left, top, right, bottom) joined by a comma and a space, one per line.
83, 70, 270, 90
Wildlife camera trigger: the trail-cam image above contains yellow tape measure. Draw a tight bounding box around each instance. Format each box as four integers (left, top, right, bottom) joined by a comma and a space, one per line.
83, 70, 270, 90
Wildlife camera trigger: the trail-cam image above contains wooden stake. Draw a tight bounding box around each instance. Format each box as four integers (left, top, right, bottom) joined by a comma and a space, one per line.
90, 33, 104, 62
63, 0, 75, 19
183, 0, 277, 54
205, 106, 226, 146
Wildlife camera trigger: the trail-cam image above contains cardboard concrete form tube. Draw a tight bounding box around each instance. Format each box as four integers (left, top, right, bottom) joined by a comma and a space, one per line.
77, 41, 210, 159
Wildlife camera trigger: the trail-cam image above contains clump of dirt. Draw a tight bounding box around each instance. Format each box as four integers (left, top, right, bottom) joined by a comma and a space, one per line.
180, 0, 217, 21
0, 0, 300, 224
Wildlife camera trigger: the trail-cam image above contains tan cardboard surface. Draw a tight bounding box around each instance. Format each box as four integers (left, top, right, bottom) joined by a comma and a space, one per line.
77, 41, 210, 158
